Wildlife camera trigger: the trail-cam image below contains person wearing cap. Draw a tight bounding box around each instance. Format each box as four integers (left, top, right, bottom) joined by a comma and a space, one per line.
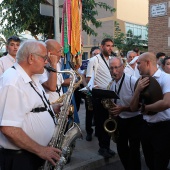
109, 57, 142, 170
0, 36, 21, 76
130, 52, 170, 170
124, 51, 140, 78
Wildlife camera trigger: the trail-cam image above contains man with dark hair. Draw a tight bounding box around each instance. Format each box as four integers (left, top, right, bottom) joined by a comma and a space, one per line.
156, 52, 166, 68
90, 46, 100, 57
0, 35, 21, 75
86, 38, 115, 158
133, 47, 140, 56
79, 46, 101, 141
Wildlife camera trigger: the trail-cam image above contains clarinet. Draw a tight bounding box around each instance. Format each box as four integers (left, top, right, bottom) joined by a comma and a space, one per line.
44, 65, 57, 72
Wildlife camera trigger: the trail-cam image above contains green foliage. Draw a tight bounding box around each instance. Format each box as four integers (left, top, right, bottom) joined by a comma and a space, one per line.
0, 0, 52, 39
0, 35, 6, 50
103, 21, 148, 55
0, 0, 115, 39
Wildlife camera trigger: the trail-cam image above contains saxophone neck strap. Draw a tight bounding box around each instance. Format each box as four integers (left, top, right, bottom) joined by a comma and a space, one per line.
114, 73, 125, 104
12, 65, 57, 125
29, 82, 57, 125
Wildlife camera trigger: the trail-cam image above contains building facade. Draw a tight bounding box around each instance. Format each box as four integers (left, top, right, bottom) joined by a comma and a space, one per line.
148, 0, 170, 55
82, 0, 148, 59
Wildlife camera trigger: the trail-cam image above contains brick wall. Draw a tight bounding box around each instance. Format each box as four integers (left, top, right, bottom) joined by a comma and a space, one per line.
148, 0, 170, 55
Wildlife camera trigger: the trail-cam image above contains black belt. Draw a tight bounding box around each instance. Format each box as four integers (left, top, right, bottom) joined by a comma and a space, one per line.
0, 148, 23, 154
31, 107, 47, 113
145, 120, 170, 127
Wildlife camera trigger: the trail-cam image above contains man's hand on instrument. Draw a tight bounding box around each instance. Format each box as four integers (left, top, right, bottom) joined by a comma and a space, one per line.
135, 77, 149, 93
38, 146, 62, 166
109, 104, 123, 116
52, 103, 63, 115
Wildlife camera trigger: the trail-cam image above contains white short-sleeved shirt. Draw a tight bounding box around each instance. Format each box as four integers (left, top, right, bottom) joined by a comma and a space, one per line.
110, 74, 140, 118
124, 63, 140, 79
0, 54, 16, 76
86, 54, 112, 89
0, 63, 55, 150
39, 61, 64, 103
143, 69, 170, 123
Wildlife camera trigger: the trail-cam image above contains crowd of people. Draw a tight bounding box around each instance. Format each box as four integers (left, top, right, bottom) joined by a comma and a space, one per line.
0, 36, 170, 170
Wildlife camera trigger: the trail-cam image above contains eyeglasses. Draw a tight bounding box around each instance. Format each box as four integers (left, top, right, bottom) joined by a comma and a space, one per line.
110, 64, 122, 70
32, 53, 48, 62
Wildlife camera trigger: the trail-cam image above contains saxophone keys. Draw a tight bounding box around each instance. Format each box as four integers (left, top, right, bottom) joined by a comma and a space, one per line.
68, 105, 74, 116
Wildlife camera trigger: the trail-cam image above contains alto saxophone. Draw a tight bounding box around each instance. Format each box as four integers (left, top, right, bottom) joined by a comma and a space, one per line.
101, 80, 117, 134
41, 69, 83, 170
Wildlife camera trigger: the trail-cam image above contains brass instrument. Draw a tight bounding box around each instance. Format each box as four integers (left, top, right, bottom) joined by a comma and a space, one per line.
81, 86, 93, 111
101, 80, 118, 137
101, 99, 117, 133
52, 69, 82, 116
41, 69, 83, 170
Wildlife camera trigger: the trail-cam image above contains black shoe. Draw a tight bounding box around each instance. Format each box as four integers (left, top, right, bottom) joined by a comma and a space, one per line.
98, 148, 112, 159
86, 134, 92, 141
107, 149, 115, 156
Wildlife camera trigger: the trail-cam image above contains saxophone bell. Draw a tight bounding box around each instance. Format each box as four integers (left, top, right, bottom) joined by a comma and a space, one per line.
103, 117, 117, 133
101, 99, 117, 134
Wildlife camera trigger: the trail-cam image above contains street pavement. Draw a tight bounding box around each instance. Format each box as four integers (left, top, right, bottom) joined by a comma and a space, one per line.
64, 101, 170, 170
64, 101, 121, 170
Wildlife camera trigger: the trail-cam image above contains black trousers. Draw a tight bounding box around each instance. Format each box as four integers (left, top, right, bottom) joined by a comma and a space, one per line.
85, 97, 95, 135
93, 98, 111, 149
116, 115, 143, 170
141, 120, 170, 170
0, 149, 44, 170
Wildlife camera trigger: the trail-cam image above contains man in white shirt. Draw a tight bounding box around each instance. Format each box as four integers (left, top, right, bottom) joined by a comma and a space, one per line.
124, 50, 140, 78
0, 40, 61, 170
86, 38, 115, 158
0, 36, 21, 75
79, 47, 101, 141
131, 52, 170, 170
109, 57, 142, 170
39, 39, 70, 104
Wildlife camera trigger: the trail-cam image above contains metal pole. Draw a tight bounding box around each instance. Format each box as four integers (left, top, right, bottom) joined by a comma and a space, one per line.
54, 0, 60, 42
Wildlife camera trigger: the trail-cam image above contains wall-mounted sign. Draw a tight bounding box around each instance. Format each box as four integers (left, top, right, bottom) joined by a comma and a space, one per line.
150, 2, 167, 17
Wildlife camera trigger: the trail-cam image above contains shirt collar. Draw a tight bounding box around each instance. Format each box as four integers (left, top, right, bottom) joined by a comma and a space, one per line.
115, 73, 125, 85
153, 69, 161, 78
14, 63, 39, 84
6, 53, 16, 62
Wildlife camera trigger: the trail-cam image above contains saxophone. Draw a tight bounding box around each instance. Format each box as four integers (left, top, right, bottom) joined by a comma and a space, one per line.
101, 80, 117, 134
41, 69, 83, 170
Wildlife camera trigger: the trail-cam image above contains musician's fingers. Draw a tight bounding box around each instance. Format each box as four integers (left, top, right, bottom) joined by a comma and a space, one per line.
48, 158, 56, 166
110, 108, 120, 115
53, 147, 62, 154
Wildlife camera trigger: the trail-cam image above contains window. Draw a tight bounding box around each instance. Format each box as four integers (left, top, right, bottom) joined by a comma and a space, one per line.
125, 22, 147, 40
82, 52, 88, 60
